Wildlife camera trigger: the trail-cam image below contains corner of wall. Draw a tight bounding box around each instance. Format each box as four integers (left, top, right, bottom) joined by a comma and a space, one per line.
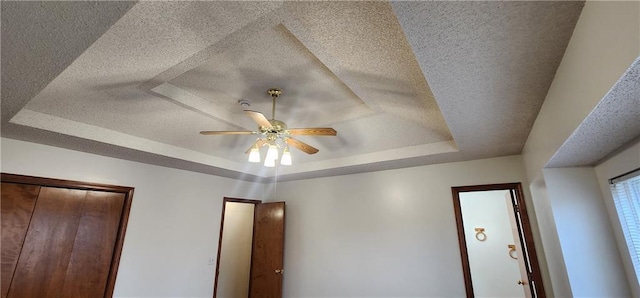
522, 0, 640, 182
542, 167, 631, 296
528, 176, 571, 298
522, 2, 640, 296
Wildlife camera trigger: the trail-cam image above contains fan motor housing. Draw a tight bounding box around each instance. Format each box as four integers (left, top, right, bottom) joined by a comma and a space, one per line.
261, 119, 287, 133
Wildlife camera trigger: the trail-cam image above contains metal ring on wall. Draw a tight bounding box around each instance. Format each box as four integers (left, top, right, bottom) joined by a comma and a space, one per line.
508, 244, 517, 259
474, 228, 486, 241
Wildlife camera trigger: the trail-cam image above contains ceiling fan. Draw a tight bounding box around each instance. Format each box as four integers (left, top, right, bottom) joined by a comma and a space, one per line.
199, 88, 337, 166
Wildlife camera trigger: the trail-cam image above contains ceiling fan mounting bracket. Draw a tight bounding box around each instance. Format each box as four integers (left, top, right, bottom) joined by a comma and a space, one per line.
267, 88, 282, 98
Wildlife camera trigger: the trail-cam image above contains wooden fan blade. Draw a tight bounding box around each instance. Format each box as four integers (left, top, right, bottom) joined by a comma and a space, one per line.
244, 110, 273, 128
245, 139, 267, 154
286, 138, 319, 154
199, 131, 254, 135
288, 128, 337, 136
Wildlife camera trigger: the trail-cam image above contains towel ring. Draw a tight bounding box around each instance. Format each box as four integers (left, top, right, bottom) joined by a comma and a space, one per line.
474, 228, 486, 241
508, 244, 517, 259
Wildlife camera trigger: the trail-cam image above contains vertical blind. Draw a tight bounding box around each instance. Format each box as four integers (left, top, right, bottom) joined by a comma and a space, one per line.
610, 170, 640, 284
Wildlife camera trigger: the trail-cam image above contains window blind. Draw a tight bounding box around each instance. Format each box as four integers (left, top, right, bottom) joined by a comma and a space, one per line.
610, 171, 640, 284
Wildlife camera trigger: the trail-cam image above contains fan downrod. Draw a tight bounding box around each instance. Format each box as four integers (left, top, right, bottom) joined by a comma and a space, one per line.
267, 88, 282, 120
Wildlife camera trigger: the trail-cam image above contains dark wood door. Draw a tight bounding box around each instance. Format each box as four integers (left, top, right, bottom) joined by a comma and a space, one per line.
0, 173, 133, 298
7, 187, 126, 298
1, 183, 40, 298
249, 202, 285, 298
59, 190, 126, 297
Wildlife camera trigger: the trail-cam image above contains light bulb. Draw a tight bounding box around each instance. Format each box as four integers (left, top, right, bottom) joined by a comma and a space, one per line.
265, 145, 278, 161
248, 146, 260, 163
281, 147, 292, 165
264, 156, 276, 167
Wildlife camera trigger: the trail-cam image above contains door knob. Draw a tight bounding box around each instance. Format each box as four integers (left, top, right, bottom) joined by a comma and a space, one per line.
517, 280, 527, 285
275, 269, 284, 274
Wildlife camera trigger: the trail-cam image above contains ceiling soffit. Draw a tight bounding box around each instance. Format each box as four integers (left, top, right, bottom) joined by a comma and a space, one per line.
547, 57, 640, 168
392, 1, 585, 160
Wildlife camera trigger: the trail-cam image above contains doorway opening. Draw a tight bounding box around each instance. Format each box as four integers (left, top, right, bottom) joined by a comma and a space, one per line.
452, 183, 545, 298
213, 197, 286, 298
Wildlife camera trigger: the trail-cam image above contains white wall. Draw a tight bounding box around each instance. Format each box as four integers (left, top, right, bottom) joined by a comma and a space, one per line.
217, 202, 255, 298
543, 167, 630, 297
460, 190, 524, 298
522, 1, 640, 182
0, 138, 264, 297
595, 140, 640, 297
528, 178, 571, 298
268, 155, 547, 298
520, 2, 640, 296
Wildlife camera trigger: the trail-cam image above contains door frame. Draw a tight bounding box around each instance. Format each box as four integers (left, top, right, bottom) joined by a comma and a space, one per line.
1, 173, 134, 298
213, 197, 261, 298
451, 182, 545, 298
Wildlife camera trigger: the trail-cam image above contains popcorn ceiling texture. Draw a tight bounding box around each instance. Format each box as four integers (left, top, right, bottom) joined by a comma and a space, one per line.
2, 1, 585, 181
167, 24, 373, 129
392, 1, 585, 160
0, 1, 136, 123
547, 57, 640, 168
15, 2, 450, 167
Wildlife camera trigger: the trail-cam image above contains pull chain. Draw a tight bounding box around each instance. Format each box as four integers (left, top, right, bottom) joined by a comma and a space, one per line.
273, 162, 278, 199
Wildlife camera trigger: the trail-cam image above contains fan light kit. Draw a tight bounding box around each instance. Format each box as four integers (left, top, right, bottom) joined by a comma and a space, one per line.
200, 88, 337, 167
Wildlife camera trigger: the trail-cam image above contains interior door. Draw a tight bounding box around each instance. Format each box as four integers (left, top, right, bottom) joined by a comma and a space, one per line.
7, 187, 126, 297
1, 174, 133, 298
506, 191, 534, 298
249, 202, 285, 298
452, 183, 545, 298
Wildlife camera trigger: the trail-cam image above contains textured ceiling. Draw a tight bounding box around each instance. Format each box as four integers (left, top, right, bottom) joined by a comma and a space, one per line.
392, 1, 584, 160
547, 57, 640, 168
1, 1, 584, 182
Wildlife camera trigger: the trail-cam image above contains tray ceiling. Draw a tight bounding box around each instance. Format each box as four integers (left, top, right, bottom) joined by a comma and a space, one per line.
1, 1, 584, 182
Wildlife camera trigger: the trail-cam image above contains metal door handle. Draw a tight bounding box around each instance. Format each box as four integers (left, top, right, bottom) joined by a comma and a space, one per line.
275, 269, 284, 274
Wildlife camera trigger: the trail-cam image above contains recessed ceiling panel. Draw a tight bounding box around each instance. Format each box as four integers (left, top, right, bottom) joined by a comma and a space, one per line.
285, 1, 452, 139
168, 23, 372, 129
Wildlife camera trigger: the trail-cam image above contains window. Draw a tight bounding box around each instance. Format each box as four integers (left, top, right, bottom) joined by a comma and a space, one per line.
610, 168, 640, 284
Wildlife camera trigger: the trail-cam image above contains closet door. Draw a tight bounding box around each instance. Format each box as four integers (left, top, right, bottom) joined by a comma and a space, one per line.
1, 183, 40, 298
7, 187, 125, 298
0, 173, 133, 298
60, 190, 126, 297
